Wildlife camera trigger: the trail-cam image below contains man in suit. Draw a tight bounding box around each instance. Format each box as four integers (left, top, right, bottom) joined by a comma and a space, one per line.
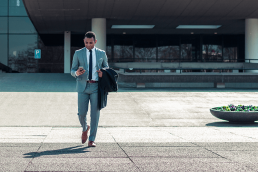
71, 31, 109, 147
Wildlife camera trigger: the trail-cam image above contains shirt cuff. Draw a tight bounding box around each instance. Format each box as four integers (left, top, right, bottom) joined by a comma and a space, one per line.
75, 72, 78, 76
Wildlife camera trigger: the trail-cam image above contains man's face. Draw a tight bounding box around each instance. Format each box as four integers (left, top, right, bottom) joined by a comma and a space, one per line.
84, 37, 97, 50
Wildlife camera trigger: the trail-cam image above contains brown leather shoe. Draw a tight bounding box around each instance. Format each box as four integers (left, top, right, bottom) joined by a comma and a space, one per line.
81, 125, 90, 144
88, 141, 96, 147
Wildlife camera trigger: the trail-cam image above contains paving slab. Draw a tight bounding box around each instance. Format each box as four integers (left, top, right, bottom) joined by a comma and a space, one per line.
26, 158, 139, 172
0, 147, 39, 158
118, 142, 197, 147
212, 150, 258, 164
106, 127, 186, 142
0, 158, 32, 172
158, 127, 258, 142
122, 147, 220, 158
1, 74, 258, 171
130, 158, 252, 172
193, 142, 258, 151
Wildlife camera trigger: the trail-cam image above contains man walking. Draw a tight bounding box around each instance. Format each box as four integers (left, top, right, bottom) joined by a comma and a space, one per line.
71, 31, 109, 147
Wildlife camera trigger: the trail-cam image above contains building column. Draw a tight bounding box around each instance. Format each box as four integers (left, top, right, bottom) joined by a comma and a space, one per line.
245, 18, 258, 73
92, 18, 106, 51
64, 31, 71, 73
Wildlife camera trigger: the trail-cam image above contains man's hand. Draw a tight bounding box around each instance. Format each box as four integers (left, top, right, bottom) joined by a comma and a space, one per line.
76, 68, 85, 76
97, 69, 102, 78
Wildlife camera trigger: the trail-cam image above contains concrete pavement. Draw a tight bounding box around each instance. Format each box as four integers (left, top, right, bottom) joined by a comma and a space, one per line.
1, 127, 258, 171
0, 73, 258, 171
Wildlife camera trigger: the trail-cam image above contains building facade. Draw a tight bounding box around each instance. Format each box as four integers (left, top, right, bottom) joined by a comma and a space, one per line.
0, 0, 257, 73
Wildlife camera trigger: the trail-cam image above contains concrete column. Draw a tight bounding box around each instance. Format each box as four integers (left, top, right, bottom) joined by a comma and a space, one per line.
245, 18, 258, 73
64, 31, 71, 73
92, 18, 106, 51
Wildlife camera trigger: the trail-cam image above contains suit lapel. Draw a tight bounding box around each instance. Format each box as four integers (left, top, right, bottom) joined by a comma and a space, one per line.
95, 48, 100, 70
82, 47, 88, 71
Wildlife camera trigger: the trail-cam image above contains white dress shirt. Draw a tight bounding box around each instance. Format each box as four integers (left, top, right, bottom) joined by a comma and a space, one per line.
86, 47, 98, 81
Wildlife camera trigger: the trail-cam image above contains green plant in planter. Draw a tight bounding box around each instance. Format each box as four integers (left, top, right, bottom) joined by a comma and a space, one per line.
214, 104, 258, 112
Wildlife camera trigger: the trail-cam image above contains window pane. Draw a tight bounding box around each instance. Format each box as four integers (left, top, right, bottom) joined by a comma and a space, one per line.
158, 39, 179, 62
38, 38, 64, 73
113, 38, 133, 62
0, 0, 8, 16
0, 17, 7, 33
0, 35, 8, 65
9, 35, 38, 73
106, 45, 112, 61
135, 38, 156, 62
202, 45, 222, 62
181, 44, 192, 61
9, 0, 27, 16
9, 17, 36, 33
223, 47, 237, 62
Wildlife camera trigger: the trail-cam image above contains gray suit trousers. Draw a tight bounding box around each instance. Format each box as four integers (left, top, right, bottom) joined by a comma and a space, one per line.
77, 82, 100, 142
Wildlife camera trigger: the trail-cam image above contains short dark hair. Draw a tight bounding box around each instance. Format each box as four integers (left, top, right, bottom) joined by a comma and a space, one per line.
84, 31, 96, 41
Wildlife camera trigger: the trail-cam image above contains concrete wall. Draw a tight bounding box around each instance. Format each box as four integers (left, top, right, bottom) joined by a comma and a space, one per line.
110, 62, 258, 70
117, 73, 258, 88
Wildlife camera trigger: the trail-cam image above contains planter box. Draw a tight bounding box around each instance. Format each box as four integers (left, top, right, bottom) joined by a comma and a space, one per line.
210, 107, 258, 123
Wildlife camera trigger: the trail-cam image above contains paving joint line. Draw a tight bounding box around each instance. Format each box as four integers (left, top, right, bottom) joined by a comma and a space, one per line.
163, 128, 235, 161
24, 127, 53, 172
213, 128, 258, 140
105, 127, 142, 172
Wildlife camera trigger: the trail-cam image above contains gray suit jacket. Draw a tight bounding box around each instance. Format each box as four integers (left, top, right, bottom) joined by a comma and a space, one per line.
71, 47, 109, 92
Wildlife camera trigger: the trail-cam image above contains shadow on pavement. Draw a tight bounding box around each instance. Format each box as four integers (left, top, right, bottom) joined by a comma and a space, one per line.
206, 121, 258, 127
23, 145, 89, 158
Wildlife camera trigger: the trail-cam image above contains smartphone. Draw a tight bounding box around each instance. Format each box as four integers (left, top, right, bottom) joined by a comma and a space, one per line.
79, 66, 84, 71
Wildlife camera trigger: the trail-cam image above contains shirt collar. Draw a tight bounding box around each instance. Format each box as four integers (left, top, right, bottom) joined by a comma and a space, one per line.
86, 47, 95, 52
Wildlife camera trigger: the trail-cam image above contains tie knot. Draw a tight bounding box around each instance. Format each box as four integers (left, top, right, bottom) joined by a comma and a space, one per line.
89, 50, 92, 53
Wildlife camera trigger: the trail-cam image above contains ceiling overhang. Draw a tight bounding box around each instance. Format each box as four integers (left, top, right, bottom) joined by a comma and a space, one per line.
23, 0, 258, 35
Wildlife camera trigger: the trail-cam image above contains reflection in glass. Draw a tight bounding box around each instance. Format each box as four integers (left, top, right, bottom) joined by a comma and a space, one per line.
114, 45, 133, 62
9, 0, 27, 16
9, 17, 36, 33
158, 46, 179, 62
181, 44, 192, 61
223, 47, 237, 62
38, 38, 64, 73
113, 39, 133, 62
0, 35, 8, 65
135, 39, 156, 62
106, 46, 112, 61
158, 39, 180, 62
9, 35, 38, 72
0, 0, 8, 16
202, 45, 222, 62
0, 17, 7, 33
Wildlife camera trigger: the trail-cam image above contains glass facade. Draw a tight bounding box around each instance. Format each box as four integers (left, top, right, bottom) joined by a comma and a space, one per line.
9, 0, 27, 16
135, 36, 156, 62
9, 35, 37, 72
202, 45, 222, 62
0, 17, 7, 33
107, 34, 243, 64
114, 39, 133, 62
9, 17, 37, 33
0, 35, 8, 65
0, 0, 8, 16
158, 38, 180, 62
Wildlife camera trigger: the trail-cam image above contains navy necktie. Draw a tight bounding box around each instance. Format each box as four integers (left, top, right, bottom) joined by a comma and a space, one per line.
89, 50, 92, 81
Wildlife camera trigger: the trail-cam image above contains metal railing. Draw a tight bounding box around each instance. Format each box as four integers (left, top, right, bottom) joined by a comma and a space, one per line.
113, 68, 258, 74
111, 58, 258, 63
